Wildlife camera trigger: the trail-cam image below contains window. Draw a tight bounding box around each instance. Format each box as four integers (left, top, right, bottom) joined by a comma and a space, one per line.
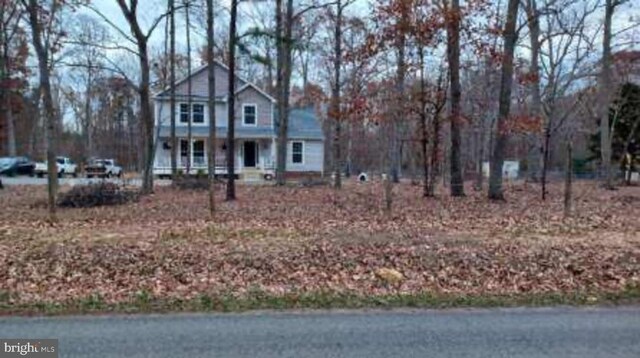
180, 139, 189, 167
243, 104, 257, 125
180, 103, 205, 124
192, 104, 204, 123
292, 141, 303, 164
193, 140, 205, 166
180, 104, 189, 123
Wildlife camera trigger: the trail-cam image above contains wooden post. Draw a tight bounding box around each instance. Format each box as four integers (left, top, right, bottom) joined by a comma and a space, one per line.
383, 173, 392, 213
564, 141, 573, 218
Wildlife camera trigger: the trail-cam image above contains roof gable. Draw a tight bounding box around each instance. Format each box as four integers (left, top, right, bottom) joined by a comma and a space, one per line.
154, 60, 273, 102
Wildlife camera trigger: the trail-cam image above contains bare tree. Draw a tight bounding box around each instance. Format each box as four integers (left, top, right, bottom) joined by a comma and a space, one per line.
90, 0, 173, 194
597, 0, 626, 189
21, 0, 69, 220
535, 0, 598, 200
488, 0, 519, 200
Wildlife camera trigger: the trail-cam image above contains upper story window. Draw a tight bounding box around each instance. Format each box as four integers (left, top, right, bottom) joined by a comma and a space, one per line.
179, 103, 205, 124
243, 104, 257, 126
192, 104, 204, 123
292, 141, 304, 164
180, 104, 189, 123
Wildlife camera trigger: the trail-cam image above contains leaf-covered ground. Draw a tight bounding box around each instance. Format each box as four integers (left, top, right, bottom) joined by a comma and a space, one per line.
0, 180, 638, 308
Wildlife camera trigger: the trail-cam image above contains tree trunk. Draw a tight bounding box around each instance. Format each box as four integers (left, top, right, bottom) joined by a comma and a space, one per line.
226, 0, 237, 200
383, 173, 392, 213
170, 0, 177, 180
563, 141, 573, 218
428, 113, 440, 197
185, 0, 192, 175
275, 0, 287, 185
599, 0, 614, 189
390, 19, 407, 184
541, 124, 551, 200
5, 94, 16, 156
474, 119, 485, 191
418, 46, 429, 197
447, 0, 465, 196
488, 0, 519, 200
525, 0, 543, 185
206, 0, 216, 216
25, 0, 58, 221
331, 0, 343, 189
83, 63, 93, 159
139, 49, 155, 194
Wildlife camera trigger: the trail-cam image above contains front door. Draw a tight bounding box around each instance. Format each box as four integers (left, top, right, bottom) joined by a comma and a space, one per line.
243, 141, 257, 168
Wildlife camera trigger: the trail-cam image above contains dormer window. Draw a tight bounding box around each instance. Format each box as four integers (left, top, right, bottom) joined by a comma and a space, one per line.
243, 104, 257, 126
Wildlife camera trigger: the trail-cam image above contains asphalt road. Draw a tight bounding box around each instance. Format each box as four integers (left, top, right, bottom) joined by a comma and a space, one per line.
1, 307, 639, 358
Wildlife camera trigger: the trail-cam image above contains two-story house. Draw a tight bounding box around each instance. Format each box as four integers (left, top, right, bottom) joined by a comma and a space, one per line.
153, 61, 324, 180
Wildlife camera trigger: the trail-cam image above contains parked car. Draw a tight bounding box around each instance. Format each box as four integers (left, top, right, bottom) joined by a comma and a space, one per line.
86, 159, 123, 178
0, 157, 35, 176
34, 156, 78, 178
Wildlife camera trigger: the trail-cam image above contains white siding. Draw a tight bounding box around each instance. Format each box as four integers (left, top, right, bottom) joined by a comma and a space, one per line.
286, 140, 323, 172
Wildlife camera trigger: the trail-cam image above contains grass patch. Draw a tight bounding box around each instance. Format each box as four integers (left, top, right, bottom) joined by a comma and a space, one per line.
2, 285, 639, 316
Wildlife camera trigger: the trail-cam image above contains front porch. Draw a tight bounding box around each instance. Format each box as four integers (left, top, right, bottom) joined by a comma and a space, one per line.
153, 137, 275, 181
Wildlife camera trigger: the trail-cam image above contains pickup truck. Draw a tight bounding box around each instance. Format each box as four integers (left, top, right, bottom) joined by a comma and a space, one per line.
34, 156, 78, 178
86, 159, 123, 178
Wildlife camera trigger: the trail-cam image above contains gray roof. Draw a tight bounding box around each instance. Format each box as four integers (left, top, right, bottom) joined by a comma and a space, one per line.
158, 108, 324, 140
283, 108, 324, 140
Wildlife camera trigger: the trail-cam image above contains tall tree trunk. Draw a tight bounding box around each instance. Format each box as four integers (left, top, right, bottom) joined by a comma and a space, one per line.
25, 0, 58, 220
281, 0, 294, 183
390, 17, 407, 184
170, 0, 177, 180
83, 63, 93, 159
525, 0, 543, 186
185, 0, 192, 174
599, 0, 614, 189
139, 49, 155, 193
275, 0, 287, 185
206, 0, 216, 215
447, 0, 465, 196
488, 0, 519, 200
226, 0, 237, 200
418, 46, 429, 197
331, 0, 343, 189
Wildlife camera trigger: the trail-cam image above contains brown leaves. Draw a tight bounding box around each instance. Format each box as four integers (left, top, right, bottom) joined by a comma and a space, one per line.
0, 182, 638, 305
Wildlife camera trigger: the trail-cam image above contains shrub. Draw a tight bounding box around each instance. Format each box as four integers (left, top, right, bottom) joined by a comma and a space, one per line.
57, 182, 139, 208
172, 175, 210, 191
